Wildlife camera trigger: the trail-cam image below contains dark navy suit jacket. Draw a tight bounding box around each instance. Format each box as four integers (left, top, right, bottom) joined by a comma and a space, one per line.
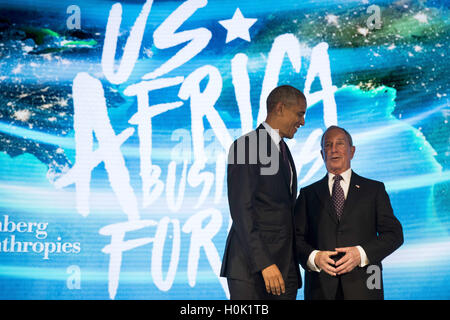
295, 172, 403, 299
220, 124, 301, 289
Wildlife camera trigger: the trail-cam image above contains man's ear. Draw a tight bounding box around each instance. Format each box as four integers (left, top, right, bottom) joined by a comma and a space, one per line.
274, 101, 284, 115
350, 146, 355, 160
320, 149, 325, 161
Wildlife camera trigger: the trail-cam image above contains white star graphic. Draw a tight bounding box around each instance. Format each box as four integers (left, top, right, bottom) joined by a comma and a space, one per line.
218, 8, 257, 43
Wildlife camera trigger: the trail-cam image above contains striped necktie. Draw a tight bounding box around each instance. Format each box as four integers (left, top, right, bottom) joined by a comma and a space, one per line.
332, 175, 345, 220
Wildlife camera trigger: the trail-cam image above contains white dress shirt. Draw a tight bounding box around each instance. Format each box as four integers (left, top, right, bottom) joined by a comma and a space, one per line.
306, 168, 369, 272
262, 121, 281, 150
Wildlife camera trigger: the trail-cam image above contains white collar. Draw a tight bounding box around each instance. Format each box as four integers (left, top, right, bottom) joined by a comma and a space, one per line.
261, 121, 282, 148
328, 168, 352, 184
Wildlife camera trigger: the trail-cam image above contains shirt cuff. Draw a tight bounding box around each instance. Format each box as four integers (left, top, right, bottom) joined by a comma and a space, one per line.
357, 245, 369, 267
307, 250, 321, 272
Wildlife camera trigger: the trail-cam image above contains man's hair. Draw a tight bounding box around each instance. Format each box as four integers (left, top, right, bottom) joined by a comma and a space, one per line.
266, 85, 306, 114
320, 125, 353, 148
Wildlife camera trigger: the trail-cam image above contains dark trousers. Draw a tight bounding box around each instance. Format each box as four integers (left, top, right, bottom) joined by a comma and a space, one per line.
227, 262, 298, 300
335, 277, 344, 300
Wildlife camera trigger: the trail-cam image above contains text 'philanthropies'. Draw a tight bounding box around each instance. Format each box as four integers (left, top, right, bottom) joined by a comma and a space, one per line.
0, 215, 80, 259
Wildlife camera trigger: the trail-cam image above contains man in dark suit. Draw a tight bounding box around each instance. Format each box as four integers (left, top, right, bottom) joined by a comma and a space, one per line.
295, 125, 403, 300
220, 85, 307, 300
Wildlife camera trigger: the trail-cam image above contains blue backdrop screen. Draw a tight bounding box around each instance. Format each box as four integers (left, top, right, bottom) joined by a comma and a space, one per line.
0, 0, 449, 299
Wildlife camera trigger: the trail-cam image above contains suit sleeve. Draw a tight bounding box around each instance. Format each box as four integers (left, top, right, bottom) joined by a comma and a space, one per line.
227, 142, 273, 274
361, 182, 404, 264
294, 188, 316, 270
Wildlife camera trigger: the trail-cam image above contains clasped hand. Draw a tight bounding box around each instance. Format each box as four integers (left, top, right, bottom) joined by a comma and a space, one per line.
314, 247, 361, 276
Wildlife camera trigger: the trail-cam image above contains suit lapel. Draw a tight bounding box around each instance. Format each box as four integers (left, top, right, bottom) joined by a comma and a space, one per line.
256, 124, 278, 167
340, 171, 361, 222
257, 124, 294, 198
314, 175, 339, 225
313, 171, 363, 224
279, 149, 292, 195
285, 143, 297, 201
